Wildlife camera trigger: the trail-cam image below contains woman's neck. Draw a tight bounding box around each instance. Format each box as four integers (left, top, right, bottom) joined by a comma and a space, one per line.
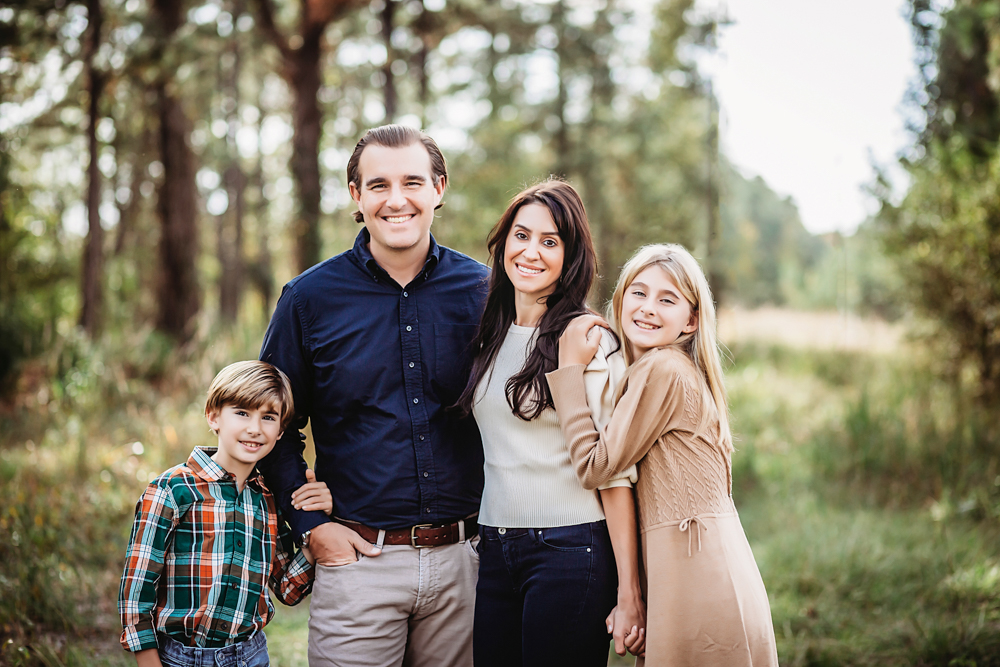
512, 292, 548, 327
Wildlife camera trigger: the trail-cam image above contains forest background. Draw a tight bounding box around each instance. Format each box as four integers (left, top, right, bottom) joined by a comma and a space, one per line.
1, 0, 998, 665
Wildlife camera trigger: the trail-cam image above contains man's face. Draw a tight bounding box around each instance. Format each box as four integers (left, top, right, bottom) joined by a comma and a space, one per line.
349, 142, 445, 257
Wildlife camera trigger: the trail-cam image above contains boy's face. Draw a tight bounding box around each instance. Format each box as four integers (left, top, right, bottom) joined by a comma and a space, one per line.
206, 403, 284, 474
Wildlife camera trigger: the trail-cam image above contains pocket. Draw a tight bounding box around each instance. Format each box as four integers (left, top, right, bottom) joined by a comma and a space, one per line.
465, 535, 481, 559
537, 524, 593, 552
316, 552, 365, 571
433, 323, 479, 397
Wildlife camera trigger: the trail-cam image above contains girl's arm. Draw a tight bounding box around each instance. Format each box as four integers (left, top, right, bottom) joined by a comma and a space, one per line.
547, 350, 686, 489
599, 486, 646, 657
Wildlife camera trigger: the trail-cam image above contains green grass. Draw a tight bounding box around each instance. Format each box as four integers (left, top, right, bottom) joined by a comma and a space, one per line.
1, 330, 998, 665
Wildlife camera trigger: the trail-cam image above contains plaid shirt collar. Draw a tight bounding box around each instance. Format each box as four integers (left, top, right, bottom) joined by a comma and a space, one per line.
187, 447, 269, 493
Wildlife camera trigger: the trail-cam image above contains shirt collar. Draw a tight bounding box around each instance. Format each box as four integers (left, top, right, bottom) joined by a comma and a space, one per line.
352, 227, 441, 285
187, 447, 267, 492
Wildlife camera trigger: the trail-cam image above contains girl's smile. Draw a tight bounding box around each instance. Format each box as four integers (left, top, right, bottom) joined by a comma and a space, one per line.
621, 265, 698, 359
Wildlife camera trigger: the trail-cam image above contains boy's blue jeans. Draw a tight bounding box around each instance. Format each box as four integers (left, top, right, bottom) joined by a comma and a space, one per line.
157, 630, 269, 667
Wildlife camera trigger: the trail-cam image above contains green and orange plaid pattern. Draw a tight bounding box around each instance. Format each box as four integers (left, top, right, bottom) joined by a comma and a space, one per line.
118, 447, 313, 651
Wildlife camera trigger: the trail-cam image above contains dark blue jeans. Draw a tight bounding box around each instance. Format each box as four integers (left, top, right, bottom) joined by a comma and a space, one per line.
473, 520, 617, 667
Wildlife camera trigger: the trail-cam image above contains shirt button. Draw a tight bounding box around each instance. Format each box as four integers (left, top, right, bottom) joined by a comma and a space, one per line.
406, 325, 412, 331
236, 540, 243, 547
413, 398, 419, 404
419, 435, 425, 440
423, 472, 429, 478
403, 291, 408, 297
409, 362, 415, 368
425, 508, 431, 513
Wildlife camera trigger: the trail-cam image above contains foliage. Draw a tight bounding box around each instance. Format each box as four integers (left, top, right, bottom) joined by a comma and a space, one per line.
717, 163, 827, 307
2, 320, 999, 664
877, 0, 1000, 403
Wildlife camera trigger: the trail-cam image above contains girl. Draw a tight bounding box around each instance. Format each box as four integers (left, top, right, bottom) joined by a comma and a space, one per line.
547, 244, 778, 666
457, 179, 645, 666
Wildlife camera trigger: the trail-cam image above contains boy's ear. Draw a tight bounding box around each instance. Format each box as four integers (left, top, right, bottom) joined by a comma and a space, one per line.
206, 410, 220, 434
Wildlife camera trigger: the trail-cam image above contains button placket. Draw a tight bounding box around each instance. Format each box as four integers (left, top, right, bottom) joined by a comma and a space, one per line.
399, 286, 437, 520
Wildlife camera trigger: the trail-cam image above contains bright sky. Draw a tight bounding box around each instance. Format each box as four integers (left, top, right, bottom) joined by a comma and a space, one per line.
703, 0, 916, 234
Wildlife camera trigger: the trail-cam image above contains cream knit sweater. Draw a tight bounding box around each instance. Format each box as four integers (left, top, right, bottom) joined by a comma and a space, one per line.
473, 323, 636, 528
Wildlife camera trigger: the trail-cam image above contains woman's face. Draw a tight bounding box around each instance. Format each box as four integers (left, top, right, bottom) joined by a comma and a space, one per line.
503, 204, 564, 302
620, 265, 698, 359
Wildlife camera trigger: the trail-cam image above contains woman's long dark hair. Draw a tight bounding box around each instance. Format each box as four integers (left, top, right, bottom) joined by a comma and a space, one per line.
456, 178, 597, 421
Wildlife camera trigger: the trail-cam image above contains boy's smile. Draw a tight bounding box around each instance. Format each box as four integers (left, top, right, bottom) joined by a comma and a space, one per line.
206, 404, 284, 488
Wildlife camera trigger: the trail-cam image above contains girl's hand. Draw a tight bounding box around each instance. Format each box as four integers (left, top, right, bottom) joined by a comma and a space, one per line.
291, 469, 333, 514
607, 593, 647, 656
558, 314, 611, 368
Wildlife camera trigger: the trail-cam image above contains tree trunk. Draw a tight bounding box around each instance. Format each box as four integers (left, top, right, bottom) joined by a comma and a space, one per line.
79, 0, 104, 336
381, 0, 397, 122
248, 86, 274, 320
289, 33, 323, 273
254, 0, 366, 274
151, 0, 200, 341
219, 9, 244, 324
155, 86, 201, 340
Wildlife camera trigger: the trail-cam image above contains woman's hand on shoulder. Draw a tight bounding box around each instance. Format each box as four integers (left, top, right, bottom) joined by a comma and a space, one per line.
558, 314, 611, 368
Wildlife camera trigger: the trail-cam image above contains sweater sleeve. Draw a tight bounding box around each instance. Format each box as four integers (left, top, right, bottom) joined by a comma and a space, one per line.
547, 350, 688, 490
582, 332, 637, 488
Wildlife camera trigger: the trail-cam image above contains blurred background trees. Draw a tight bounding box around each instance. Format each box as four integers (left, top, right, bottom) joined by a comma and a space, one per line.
2, 0, 999, 664
0, 0, 835, 380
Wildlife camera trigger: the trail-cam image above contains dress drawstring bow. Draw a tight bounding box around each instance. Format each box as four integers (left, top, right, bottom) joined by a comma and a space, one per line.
678, 515, 708, 557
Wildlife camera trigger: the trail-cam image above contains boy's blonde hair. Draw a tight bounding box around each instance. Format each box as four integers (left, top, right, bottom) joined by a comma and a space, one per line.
205, 361, 295, 430
608, 244, 732, 452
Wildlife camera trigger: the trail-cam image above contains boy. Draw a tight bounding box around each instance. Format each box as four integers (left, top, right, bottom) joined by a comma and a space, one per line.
119, 361, 331, 667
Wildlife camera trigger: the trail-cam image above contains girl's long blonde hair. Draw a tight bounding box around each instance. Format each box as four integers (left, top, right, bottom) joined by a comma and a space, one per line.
608, 244, 733, 452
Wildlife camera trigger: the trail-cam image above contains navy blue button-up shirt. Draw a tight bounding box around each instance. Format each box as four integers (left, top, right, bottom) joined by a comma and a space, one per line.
259, 229, 489, 536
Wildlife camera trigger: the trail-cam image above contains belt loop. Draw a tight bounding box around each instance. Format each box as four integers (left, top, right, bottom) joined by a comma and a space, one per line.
376, 529, 386, 549
458, 519, 466, 543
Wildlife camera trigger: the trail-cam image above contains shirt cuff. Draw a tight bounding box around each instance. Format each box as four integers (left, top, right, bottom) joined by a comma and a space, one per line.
121, 623, 158, 652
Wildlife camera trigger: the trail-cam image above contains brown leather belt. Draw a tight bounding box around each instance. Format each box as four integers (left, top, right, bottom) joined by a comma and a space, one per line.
334, 516, 479, 548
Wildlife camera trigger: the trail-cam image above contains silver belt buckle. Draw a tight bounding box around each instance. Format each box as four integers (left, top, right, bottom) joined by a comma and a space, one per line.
410, 523, 433, 548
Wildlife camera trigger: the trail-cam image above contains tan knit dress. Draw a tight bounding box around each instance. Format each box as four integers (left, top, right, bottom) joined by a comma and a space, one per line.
547, 347, 778, 667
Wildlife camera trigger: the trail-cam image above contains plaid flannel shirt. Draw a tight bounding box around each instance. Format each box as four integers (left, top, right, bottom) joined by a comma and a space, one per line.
119, 447, 313, 652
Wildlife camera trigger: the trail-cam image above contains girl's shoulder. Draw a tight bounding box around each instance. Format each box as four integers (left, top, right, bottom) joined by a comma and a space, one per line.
632, 346, 698, 385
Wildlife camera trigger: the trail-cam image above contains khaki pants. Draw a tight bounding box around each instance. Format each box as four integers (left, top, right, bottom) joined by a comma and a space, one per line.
307, 537, 480, 667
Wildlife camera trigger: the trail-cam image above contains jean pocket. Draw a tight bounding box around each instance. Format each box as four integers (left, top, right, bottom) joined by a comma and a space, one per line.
536, 524, 593, 552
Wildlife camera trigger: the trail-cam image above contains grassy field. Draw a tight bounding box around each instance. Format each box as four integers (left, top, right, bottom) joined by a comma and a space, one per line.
1, 310, 997, 666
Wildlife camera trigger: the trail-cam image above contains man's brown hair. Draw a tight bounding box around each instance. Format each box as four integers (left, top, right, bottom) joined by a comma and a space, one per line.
205, 361, 294, 430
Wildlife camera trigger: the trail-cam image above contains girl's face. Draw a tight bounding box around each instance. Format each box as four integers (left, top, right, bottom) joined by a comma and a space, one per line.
621, 265, 698, 359
503, 204, 564, 302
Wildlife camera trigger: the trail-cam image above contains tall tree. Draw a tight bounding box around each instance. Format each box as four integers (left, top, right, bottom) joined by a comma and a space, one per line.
151, 0, 201, 341
218, 0, 246, 324
79, 0, 104, 335
254, 0, 366, 274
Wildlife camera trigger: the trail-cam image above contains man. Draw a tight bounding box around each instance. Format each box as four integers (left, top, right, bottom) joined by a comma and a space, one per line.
259, 125, 488, 666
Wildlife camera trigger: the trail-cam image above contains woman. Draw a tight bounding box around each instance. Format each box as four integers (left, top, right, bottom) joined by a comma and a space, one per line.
456, 179, 645, 666
548, 244, 779, 666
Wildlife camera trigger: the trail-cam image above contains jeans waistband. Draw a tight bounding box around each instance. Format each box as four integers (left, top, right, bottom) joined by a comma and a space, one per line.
480, 519, 608, 540
157, 629, 266, 667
